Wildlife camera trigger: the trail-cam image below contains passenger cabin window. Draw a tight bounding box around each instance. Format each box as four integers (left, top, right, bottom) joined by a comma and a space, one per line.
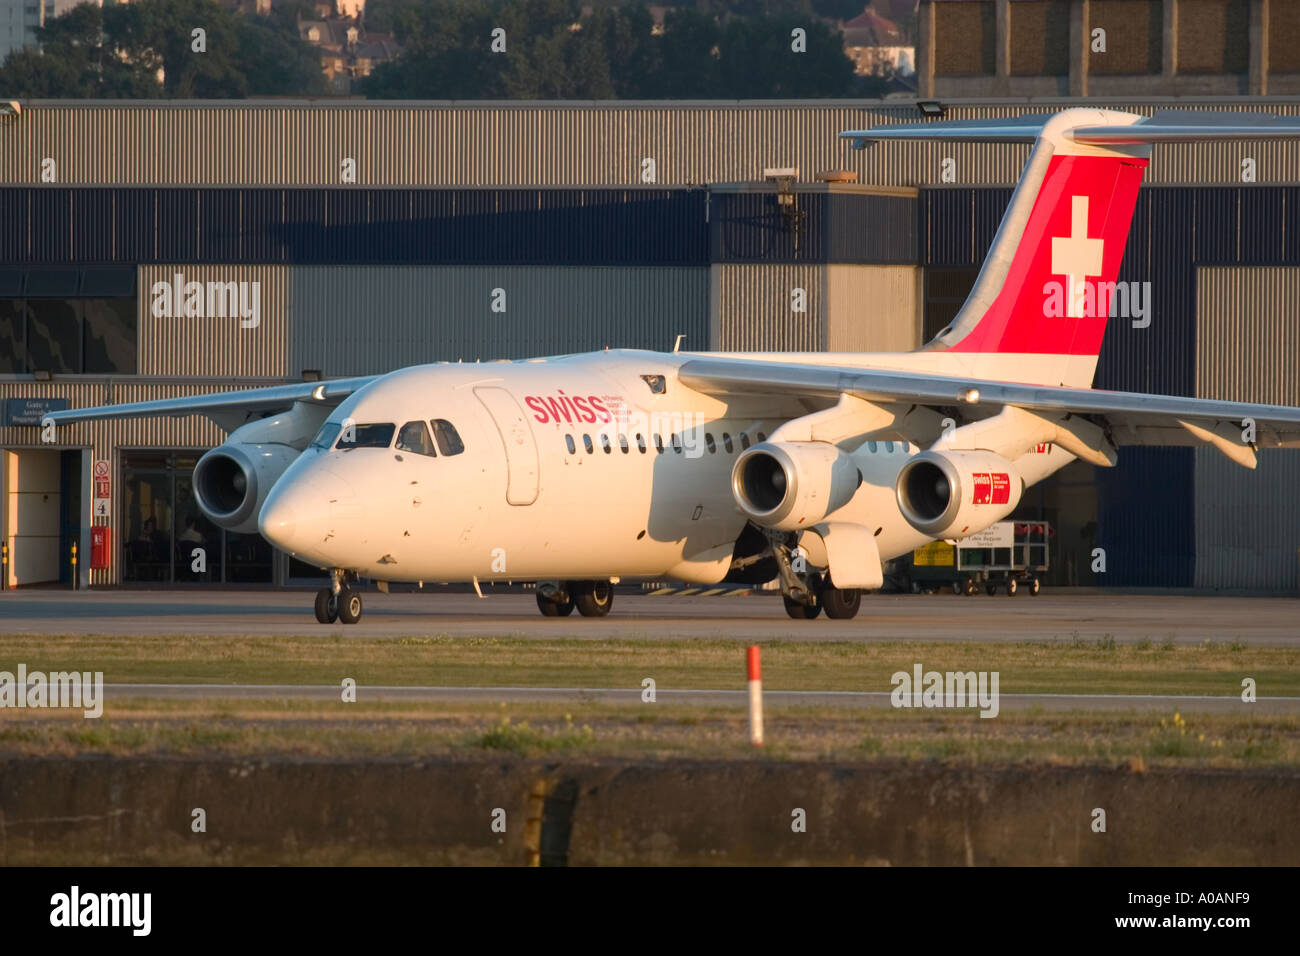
722, 433, 733, 453
619, 434, 629, 454
601, 434, 612, 454
740, 434, 751, 450
397, 420, 437, 456
565, 435, 576, 454
654, 434, 664, 454
583, 434, 594, 454
636, 433, 646, 454
430, 419, 465, 456
336, 423, 396, 450
705, 433, 716, 454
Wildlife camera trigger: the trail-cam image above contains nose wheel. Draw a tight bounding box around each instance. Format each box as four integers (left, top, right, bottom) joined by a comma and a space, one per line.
314, 588, 338, 623
315, 570, 363, 624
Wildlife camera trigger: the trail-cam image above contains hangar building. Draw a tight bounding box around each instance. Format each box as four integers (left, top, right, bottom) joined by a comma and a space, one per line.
0, 99, 1297, 591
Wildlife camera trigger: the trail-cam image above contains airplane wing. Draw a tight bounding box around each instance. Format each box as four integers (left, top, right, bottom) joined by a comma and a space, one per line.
43, 375, 379, 431
677, 356, 1300, 468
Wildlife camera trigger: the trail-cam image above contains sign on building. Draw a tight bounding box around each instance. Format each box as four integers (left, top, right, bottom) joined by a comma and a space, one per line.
93, 459, 111, 518
4, 398, 69, 427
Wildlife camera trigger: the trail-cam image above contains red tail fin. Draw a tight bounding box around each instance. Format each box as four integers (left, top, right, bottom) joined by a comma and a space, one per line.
928, 110, 1150, 386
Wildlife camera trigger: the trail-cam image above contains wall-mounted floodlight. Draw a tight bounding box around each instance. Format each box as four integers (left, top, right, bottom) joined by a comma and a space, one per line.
916, 100, 946, 118
762, 168, 806, 251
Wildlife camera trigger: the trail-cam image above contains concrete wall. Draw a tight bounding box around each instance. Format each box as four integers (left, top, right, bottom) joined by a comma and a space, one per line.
2, 756, 1296, 865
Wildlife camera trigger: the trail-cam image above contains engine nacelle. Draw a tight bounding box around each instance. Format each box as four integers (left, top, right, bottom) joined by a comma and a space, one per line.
895, 449, 1024, 539
731, 441, 861, 531
193, 443, 299, 534
192, 404, 326, 534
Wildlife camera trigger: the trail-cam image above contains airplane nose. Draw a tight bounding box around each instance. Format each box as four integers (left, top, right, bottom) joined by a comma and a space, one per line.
259, 498, 296, 543
258, 465, 354, 557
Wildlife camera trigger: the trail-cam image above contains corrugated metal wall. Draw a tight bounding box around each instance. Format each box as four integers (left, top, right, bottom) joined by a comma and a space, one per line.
7, 100, 1300, 186
0, 187, 708, 266
288, 265, 708, 376
711, 263, 824, 351
137, 265, 290, 377
825, 265, 922, 353
710, 187, 917, 264
1195, 448, 1300, 592
1193, 266, 1300, 591
1196, 266, 1300, 405
1096, 447, 1197, 588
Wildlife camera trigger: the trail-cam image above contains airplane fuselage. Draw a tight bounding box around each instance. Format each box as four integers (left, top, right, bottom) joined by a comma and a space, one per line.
260, 349, 1071, 584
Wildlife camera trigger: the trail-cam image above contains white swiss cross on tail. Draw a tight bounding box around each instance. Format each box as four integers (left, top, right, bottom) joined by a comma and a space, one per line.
1051, 195, 1104, 318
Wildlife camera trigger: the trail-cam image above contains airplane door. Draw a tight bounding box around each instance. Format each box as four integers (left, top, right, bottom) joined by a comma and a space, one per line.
473, 386, 540, 506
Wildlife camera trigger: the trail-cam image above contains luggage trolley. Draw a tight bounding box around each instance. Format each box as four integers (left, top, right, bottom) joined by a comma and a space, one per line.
907, 521, 1051, 596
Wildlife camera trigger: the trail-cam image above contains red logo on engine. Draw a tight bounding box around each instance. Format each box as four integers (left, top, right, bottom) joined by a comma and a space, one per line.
972, 473, 1011, 505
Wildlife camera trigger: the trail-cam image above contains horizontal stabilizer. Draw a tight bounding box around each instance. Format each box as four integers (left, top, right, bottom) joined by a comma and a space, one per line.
841, 110, 1300, 149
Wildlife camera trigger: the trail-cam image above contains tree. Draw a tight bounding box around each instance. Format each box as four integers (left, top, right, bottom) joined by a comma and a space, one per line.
0, 0, 330, 99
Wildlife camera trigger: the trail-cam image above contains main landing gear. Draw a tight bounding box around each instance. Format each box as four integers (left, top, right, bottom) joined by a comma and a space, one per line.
781, 575, 862, 620
768, 532, 863, 621
536, 580, 614, 618
315, 569, 363, 625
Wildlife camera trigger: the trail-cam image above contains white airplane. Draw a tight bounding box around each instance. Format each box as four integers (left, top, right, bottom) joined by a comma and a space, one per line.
48, 109, 1300, 623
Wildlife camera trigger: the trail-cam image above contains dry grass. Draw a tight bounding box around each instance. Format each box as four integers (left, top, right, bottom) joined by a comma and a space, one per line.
2, 697, 1298, 767
0, 632, 1294, 696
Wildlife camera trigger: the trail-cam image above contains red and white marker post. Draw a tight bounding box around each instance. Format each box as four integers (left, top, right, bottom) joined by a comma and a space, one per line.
747, 645, 764, 747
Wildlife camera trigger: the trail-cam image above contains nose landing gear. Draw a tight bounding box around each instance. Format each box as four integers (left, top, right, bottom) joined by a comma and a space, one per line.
315, 569, 363, 624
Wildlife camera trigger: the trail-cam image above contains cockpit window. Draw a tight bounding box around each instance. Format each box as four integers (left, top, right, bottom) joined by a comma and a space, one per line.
336, 422, 396, 450
397, 420, 437, 457
311, 422, 341, 450
430, 419, 465, 456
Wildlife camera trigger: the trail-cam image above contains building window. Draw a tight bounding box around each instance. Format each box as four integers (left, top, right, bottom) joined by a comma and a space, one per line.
0, 268, 137, 375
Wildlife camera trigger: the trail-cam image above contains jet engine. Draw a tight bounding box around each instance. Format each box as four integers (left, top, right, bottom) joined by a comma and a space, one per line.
192, 403, 328, 534
731, 441, 861, 531
895, 449, 1024, 539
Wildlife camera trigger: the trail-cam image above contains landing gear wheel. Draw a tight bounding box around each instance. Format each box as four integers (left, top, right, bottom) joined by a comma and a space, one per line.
574, 581, 614, 618
821, 582, 861, 620
536, 592, 575, 617
1029, 578, 1041, 596
337, 587, 363, 624
986, 581, 997, 596
1006, 578, 1019, 596
783, 595, 820, 619
314, 588, 338, 624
